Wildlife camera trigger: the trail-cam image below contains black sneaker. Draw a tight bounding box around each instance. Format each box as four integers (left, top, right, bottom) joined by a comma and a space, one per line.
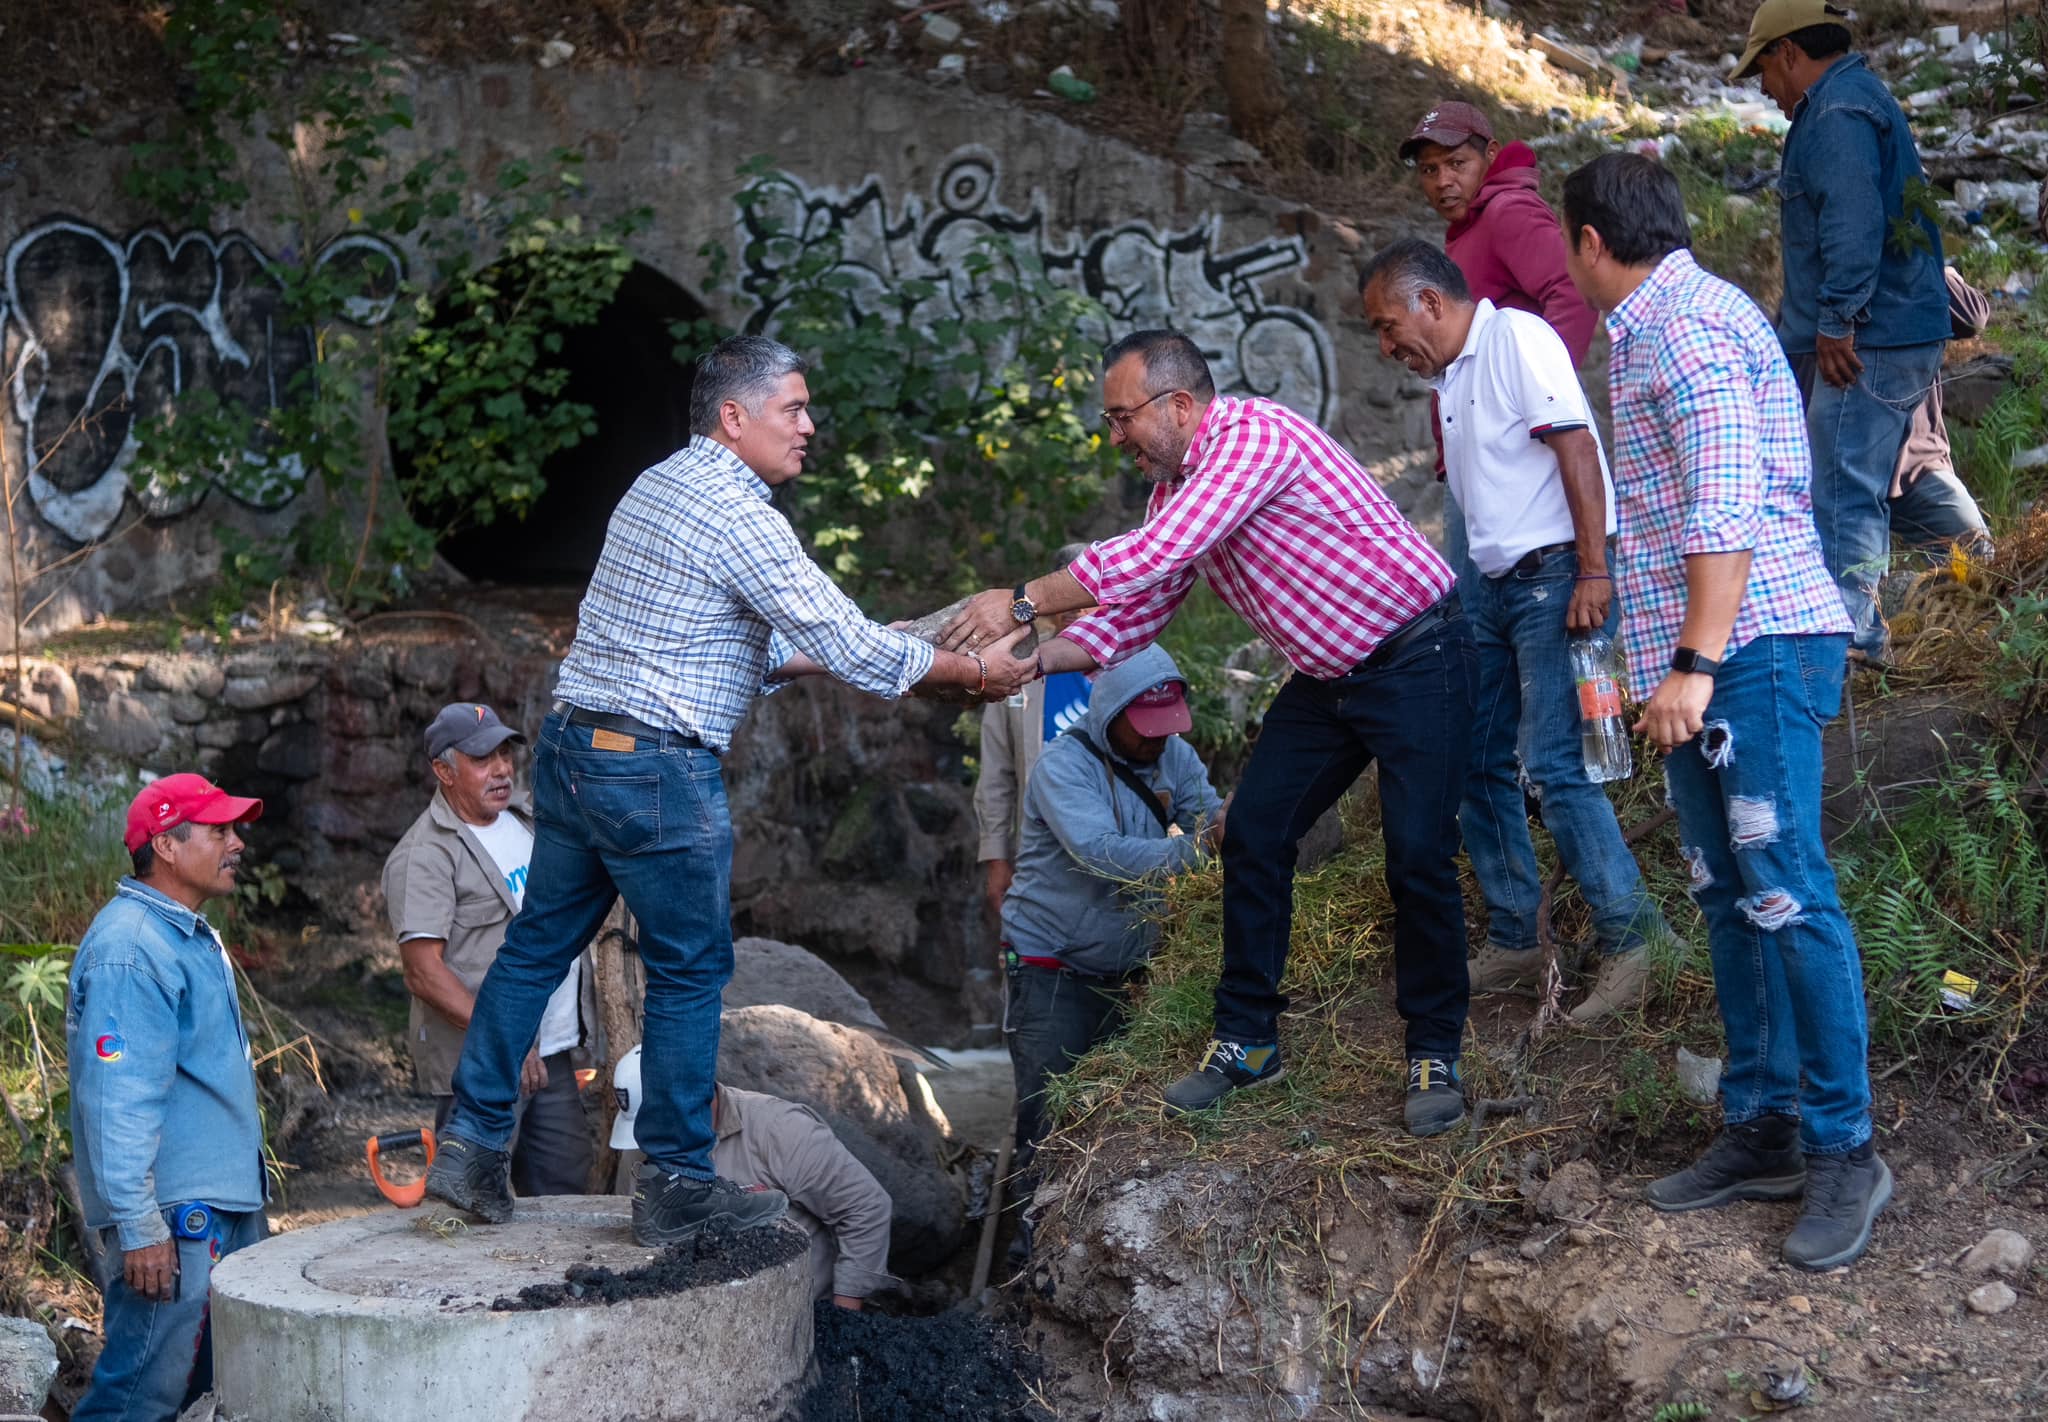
423, 1132, 514, 1224
1645, 1112, 1805, 1212
1404, 1058, 1466, 1137
1162, 1040, 1283, 1116
1782, 1144, 1891, 1271
631, 1165, 789, 1247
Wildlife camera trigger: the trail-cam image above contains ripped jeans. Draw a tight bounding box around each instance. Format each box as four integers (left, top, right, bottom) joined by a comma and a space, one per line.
1662, 633, 1872, 1155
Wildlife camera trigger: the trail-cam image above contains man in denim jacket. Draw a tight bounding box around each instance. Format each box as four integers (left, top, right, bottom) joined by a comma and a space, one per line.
1737, 0, 1950, 662
67, 774, 267, 1421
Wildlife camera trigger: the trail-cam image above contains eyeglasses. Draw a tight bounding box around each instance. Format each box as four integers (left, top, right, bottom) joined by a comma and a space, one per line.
1101, 389, 1181, 436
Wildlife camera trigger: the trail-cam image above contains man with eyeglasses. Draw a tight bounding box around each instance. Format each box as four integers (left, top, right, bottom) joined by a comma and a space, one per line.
944, 329, 1478, 1137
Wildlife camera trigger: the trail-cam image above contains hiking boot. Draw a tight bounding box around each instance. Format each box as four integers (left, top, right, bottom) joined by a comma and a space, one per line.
1162, 1040, 1283, 1116
1569, 947, 1653, 1023
1782, 1144, 1892, 1271
1467, 944, 1544, 997
1404, 1057, 1466, 1137
1645, 1112, 1805, 1212
631, 1164, 789, 1247
422, 1132, 514, 1224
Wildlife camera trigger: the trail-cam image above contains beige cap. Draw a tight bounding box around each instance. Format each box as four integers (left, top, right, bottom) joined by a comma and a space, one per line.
1733, 0, 1853, 79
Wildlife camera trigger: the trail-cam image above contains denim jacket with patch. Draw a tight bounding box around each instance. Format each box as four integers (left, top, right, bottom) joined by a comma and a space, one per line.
1777, 54, 1949, 355
67, 879, 265, 1250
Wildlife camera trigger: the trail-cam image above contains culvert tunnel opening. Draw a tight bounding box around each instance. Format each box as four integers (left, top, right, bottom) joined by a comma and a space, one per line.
427, 260, 704, 586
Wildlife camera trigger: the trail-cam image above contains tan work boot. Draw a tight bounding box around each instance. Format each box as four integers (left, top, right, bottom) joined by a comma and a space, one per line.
1467, 944, 1543, 997
1569, 946, 1652, 1023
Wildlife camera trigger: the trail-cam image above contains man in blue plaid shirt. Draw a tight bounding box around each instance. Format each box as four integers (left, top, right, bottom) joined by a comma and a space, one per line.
427, 335, 1033, 1246
1561, 154, 1886, 1272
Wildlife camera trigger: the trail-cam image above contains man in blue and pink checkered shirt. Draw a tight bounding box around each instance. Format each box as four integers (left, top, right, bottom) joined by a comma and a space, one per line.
1561, 152, 1885, 1273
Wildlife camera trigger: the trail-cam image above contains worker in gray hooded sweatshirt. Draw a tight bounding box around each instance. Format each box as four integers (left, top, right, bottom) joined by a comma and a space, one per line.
1000, 643, 1224, 1262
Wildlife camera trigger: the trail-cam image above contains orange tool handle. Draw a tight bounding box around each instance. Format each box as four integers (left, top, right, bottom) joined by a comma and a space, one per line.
365, 1127, 436, 1208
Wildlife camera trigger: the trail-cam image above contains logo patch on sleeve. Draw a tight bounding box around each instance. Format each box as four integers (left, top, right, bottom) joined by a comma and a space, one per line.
95, 1032, 125, 1062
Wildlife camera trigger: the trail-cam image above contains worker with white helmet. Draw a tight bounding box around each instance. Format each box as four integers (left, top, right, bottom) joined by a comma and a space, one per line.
612, 1048, 892, 1308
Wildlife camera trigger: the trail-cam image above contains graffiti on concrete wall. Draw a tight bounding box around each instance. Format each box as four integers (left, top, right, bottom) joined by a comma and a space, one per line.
734, 148, 1335, 424
1, 219, 401, 543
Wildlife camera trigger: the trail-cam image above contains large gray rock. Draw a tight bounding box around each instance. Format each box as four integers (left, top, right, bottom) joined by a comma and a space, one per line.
0, 1314, 57, 1416
724, 936, 888, 1031
718, 1003, 965, 1272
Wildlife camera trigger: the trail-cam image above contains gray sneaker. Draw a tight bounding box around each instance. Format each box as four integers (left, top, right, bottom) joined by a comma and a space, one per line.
1162, 1039, 1284, 1116
1782, 1145, 1891, 1271
422, 1132, 514, 1224
1467, 944, 1544, 997
1646, 1113, 1805, 1212
1404, 1057, 1466, 1137
632, 1165, 789, 1248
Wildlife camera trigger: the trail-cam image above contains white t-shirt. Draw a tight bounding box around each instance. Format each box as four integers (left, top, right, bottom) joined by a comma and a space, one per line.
467, 813, 582, 1059
1433, 300, 1616, 578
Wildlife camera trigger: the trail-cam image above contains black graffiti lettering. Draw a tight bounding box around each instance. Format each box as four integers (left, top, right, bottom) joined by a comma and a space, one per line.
733, 148, 1334, 426
2, 218, 399, 543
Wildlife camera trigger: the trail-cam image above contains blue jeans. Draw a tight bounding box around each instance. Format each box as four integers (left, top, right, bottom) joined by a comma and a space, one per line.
1458, 546, 1667, 955
1806, 341, 1944, 656
74, 1206, 267, 1422
1890, 467, 1992, 558
1662, 634, 1872, 1156
1217, 599, 1476, 1057
448, 712, 734, 1179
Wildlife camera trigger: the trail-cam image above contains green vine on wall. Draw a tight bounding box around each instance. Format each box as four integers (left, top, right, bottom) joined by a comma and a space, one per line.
674, 158, 1124, 604
122, 0, 645, 610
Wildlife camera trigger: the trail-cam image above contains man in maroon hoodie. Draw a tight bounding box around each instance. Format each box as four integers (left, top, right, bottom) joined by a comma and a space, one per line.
1403, 101, 1598, 365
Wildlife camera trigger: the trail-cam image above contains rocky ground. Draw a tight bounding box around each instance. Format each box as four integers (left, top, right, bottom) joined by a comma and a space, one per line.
1020, 991, 2047, 1421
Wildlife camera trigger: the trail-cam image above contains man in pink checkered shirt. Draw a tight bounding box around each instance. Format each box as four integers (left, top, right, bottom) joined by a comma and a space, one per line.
944, 330, 1478, 1136
1560, 152, 1884, 1273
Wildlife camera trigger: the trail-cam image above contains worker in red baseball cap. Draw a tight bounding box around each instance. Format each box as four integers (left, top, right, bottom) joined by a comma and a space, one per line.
121, 773, 264, 908
1395, 99, 1596, 367
70, 771, 267, 1422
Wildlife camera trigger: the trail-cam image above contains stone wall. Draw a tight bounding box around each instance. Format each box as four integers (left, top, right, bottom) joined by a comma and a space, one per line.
0, 60, 1446, 645
8, 612, 999, 1037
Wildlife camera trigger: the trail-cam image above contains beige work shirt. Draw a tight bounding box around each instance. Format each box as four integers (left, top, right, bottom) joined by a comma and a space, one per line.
380, 789, 595, 1095
974, 680, 1048, 863
712, 1084, 894, 1299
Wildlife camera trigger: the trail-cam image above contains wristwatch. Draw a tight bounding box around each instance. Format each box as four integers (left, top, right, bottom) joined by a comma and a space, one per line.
1009, 582, 1038, 625
1670, 647, 1721, 676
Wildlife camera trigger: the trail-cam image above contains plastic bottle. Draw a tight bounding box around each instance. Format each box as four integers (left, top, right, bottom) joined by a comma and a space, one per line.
1569, 633, 1633, 783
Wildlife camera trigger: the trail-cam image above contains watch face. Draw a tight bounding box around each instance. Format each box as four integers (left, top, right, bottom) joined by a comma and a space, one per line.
1011, 599, 1035, 624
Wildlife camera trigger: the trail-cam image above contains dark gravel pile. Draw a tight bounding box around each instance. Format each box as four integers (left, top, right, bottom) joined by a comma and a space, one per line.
491, 1224, 808, 1310
793, 1300, 1051, 1422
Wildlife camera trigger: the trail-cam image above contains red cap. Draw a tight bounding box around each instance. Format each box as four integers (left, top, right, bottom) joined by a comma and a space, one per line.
124, 774, 264, 852
1120, 680, 1192, 738
1399, 101, 1496, 162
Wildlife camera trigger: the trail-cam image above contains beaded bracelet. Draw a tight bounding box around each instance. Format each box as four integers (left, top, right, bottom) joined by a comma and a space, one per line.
970, 650, 989, 697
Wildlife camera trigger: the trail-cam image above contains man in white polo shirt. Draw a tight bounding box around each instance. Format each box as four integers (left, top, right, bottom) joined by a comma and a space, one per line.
1361, 238, 1671, 1021
383, 703, 595, 1195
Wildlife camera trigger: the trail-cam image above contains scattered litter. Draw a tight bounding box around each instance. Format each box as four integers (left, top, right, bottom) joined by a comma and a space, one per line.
536, 38, 574, 68
1675, 1046, 1722, 1105
1048, 65, 1096, 103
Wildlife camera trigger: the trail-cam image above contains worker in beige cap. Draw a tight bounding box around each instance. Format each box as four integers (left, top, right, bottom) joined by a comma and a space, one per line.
1734, 0, 1950, 667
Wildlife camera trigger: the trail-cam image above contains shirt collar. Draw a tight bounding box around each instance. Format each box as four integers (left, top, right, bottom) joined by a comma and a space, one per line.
1431, 299, 1496, 391
1171, 396, 1234, 485
714, 1082, 745, 1140
115, 877, 208, 937
688, 435, 774, 503
1606, 249, 1696, 343
1793, 53, 1862, 122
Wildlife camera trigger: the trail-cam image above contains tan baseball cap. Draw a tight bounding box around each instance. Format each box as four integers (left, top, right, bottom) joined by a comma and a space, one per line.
1733, 0, 1853, 79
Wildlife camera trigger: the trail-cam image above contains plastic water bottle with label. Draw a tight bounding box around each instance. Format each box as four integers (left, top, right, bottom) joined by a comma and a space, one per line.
1570, 633, 1633, 783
